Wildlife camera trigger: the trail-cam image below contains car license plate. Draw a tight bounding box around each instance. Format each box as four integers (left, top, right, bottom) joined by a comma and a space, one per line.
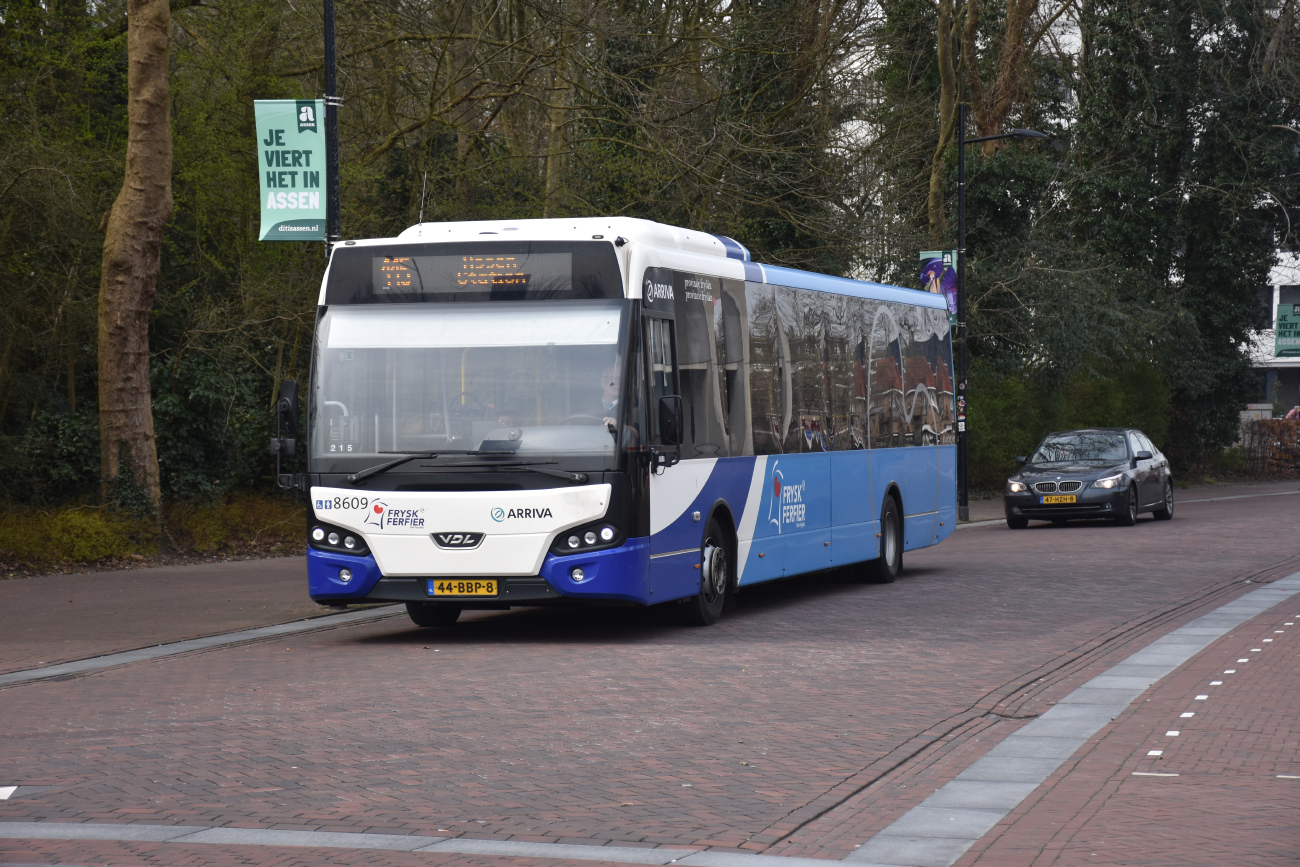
429, 579, 498, 597
1041, 495, 1076, 504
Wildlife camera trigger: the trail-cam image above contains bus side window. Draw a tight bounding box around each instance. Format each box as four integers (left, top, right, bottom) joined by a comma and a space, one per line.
779, 287, 829, 453
826, 294, 857, 451
934, 309, 956, 444
746, 282, 784, 455
675, 272, 728, 458
869, 306, 902, 448
646, 316, 676, 443
718, 280, 751, 456
901, 306, 940, 446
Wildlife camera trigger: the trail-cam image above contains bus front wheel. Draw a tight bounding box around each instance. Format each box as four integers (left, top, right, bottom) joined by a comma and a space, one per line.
679, 518, 731, 626
406, 601, 462, 627
863, 497, 902, 584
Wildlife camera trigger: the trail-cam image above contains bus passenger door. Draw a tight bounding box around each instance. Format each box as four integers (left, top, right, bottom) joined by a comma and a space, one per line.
645, 315, 705, 600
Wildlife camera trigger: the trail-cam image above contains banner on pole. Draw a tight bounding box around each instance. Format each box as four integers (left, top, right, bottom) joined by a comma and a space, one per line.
255, 100, 326, 241
1277, 303, 1300, 357
919, 249, 957, 321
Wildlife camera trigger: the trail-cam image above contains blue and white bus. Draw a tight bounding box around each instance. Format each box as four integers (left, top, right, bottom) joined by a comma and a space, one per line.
292, 218, 956, 626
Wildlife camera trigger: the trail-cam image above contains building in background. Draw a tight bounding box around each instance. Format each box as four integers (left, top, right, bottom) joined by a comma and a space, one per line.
1248, 254, 1300, 417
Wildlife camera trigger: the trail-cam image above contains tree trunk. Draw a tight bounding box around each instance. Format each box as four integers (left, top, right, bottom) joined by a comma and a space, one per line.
927, 0, 958, 235
97, 0, 172, 508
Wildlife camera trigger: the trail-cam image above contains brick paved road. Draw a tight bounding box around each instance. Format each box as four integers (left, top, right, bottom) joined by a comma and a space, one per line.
1, 490, 1298, 866
0, 557, 320, 674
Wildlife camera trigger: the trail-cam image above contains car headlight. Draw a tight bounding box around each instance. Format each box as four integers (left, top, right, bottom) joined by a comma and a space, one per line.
1092, 474, 1123, 490
1007, 480, 1028, 493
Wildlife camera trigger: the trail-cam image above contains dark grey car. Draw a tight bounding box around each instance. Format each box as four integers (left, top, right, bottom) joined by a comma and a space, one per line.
1004, 428, 1174, 528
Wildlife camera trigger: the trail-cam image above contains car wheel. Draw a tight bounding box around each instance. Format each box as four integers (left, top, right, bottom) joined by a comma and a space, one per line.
1006, 515, 1029, 530
1115, 484, 1138, 526
1153, 480, 1174, 521
406, 602, 461, 627
678, 517, 730, 626
864, 497, 902, 583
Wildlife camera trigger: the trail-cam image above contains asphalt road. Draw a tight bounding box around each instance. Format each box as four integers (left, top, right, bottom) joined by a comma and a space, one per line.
1, 483, 1297, 866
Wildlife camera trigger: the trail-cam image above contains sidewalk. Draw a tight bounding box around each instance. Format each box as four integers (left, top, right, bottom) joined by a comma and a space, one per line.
958, 587, 1300, 866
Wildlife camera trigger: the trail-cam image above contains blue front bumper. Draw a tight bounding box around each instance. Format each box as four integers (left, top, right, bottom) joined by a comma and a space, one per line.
307, 537, 652, 605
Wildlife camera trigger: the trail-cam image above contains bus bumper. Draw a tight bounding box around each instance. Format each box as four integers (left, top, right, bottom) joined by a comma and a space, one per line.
308, 537, 653, 606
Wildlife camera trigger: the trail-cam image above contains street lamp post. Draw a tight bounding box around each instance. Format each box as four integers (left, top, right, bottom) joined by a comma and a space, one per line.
955, 104, 1047, 522
323, 0, 341, 248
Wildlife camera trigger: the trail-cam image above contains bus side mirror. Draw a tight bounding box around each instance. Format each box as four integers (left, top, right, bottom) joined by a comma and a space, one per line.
277, 380, 300, 438
658, 395, 684, 445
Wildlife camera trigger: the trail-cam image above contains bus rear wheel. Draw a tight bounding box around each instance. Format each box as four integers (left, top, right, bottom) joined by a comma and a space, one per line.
679, 518, 730, 626
863, 496, 902, 584
406, 601, 461, 627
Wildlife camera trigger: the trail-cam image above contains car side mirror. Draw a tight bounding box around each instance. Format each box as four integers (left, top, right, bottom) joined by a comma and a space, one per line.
658, 395, 684, 445
1014, 455, 1027, 466
1135, 450, 1152, 460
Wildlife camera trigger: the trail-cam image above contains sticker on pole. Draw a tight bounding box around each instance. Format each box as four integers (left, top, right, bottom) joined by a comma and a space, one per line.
255, 99, 326, 241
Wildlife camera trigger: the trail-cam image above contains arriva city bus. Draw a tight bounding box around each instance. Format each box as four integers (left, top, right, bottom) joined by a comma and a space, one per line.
281, 217, 956, 627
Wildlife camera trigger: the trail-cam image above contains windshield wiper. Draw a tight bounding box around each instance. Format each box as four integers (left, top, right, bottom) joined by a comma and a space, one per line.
347, 452, 439, 484
422, 459, 589, 484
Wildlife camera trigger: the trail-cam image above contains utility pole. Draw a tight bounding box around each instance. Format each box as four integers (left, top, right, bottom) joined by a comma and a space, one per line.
324, 0, 341, 248
954, 108, 1047, 523
956, 104, 968, 522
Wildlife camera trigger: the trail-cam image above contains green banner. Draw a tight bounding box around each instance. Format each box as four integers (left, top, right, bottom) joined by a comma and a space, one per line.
255, 99, 326, 241
1277, 303, 1300, 357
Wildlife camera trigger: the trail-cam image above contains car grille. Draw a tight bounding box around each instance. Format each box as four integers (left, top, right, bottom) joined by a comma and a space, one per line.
1033, 482, 1057, 494
1058, 481, 1082, 493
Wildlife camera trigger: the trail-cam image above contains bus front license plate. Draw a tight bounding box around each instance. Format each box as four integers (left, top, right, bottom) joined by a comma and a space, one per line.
429, 579, 498, 597
1041, 495, 1076, 504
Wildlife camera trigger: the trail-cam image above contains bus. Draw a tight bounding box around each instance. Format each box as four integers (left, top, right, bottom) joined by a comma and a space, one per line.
285, 217, 956, 627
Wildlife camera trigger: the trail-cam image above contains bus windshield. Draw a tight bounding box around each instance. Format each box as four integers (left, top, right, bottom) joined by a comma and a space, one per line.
1031, 432, 1128, 463
311, 300, 626, 470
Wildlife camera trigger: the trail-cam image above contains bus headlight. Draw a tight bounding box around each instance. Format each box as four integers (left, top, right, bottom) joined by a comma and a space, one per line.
552, 522, 623, 555
309, 520, 370, 556
1007, 480, 1028, 493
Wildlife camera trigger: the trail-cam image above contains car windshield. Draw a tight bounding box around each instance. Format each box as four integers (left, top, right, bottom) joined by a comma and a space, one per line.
310, 300, 626, 471
1031, 432, 1128, 463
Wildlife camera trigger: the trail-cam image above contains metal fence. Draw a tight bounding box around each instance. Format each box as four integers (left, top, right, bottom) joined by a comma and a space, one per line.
1242, 419, 1300, 478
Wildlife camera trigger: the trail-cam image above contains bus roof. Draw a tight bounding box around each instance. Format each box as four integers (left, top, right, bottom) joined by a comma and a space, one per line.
330, 217, 945, 310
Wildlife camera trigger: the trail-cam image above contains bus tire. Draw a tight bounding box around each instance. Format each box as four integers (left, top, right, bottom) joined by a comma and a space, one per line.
864, 497, 902, 584
679, 517, 730, 626
406, 601, 461, 627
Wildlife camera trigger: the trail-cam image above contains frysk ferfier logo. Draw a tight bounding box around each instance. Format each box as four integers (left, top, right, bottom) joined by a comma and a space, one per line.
766, 462, 807, 534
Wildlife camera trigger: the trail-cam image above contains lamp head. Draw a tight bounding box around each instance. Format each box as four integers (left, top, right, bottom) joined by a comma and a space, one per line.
1010, 128, 1050, 139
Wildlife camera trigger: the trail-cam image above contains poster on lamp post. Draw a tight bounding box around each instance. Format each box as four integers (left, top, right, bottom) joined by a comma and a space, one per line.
1277, 303, 1300, 357
919, 249, 957, 324
255, 100, 326, 241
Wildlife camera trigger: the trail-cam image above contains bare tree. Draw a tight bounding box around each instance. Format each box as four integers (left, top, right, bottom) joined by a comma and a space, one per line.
97, 0, 173, 509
